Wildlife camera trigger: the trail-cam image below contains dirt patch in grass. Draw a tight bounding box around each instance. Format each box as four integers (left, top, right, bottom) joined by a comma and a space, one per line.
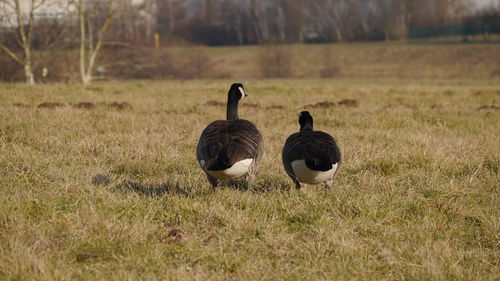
85, 86, 103, 92
383, 103, 417, 110
338, 99, 359, 107
167, 229, 183, 243
108, 102, 132, 110
204, 235, 218, 244
156, 227, 184, 244
75, 253, 98, 263
37, 102, 65, 109
205, 100, 225, 107
72, 102, 96, 110
241, 103, 260, 108
266, 105, 285, 110
304, 101, 337, 109
13, 103, 30, 108
477, 105, 500, 111
91, 174, 111, 186
304, 99, 359, 109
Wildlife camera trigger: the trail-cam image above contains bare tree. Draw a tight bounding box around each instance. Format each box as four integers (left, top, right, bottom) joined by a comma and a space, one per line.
281, 0, 304, 43
138, 0, 157, 42
77, 0, 115, 84
248, 0, 270, 43
0, 0, 48, 84
220, 0, 245, 45
304, 0, 345, 42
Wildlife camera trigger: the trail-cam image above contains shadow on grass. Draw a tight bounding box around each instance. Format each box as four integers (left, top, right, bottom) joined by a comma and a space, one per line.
116, 177, 293, 196
115, 180, 190, 197
225, 180, 249, 191
218, 177, 292, 193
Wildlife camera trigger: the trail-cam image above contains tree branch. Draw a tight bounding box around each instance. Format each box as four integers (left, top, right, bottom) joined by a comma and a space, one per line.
78, 0, 86, 83
0, 0, 16, 11
86, 0, 115, 79
13, 0, 28, 49
0, 43, 22, 64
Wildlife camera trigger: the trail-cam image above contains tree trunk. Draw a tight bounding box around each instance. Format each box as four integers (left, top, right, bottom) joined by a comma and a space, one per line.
276, 4, 286, 42
82, 75, 91, 85
79, 0, 87, 84
334, 25, 343, 42
77, 0, 114, 85
23, 43, 34, 84
166, 0, 175, 35
249, 0, 266, 43
24, 61, 34, 84
234, 16, 244, 45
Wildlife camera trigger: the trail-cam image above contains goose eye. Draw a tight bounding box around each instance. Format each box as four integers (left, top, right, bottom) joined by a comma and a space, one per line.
238, 87, 246, 99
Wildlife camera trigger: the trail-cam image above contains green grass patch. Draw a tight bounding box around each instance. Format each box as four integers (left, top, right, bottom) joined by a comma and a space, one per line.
0, 79, 498, 280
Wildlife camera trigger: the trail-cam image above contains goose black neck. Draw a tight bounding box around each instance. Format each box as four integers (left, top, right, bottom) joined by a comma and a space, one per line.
226, 94, 240, 120
299, 112, 314, 131
300, 123, 313, 132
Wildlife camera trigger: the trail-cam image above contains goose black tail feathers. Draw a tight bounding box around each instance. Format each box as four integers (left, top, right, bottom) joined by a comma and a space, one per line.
305, 156, 333, 171
205, 149, 232, 171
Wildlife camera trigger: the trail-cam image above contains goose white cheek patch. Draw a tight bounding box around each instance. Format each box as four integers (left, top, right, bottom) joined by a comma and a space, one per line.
238, 87, 246, 99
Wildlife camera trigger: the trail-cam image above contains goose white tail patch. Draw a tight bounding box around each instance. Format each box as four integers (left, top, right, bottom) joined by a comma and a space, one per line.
199, 160, 206, 168
206, 158, 253, 180
291, 160, 338, 184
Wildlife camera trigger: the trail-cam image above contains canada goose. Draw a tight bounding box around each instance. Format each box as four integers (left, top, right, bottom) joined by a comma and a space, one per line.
282, 111, 341, 189
196, 83, 263, 190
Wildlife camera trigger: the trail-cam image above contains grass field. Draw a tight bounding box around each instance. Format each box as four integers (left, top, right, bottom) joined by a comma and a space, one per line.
4, 42, 500, 82
201, 43, 500, 79
0, 79, 499, 280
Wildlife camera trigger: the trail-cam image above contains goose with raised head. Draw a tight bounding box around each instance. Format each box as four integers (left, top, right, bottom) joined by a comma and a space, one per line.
196, 83, 263, 190
282, 111, 341, 189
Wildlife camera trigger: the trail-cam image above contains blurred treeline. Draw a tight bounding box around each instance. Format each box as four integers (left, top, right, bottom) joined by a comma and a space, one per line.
1, 0, 499, 47
0, 0, 499, 83
147, 0, 500, 45
83, 0, 500, 45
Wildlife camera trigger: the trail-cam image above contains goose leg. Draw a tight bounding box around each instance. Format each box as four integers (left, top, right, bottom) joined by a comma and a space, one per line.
246, 174, 254, 191
325, 180, 333, 189
292, 177, 301, 190
207, 175, 218, 190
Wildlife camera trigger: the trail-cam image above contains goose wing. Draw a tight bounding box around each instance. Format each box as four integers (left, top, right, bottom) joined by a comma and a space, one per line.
197, 119, 263, 170
282, 131, 341, 176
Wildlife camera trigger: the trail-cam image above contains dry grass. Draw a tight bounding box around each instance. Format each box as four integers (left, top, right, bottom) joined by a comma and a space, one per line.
183, 43, 500, 79
4, 43, 499, 82
0, 79, 499, 280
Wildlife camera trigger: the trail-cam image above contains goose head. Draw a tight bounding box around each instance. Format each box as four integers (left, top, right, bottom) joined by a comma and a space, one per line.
227, 83, 248, 120
229, 83, 248, 101
299, 111, 314, 131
